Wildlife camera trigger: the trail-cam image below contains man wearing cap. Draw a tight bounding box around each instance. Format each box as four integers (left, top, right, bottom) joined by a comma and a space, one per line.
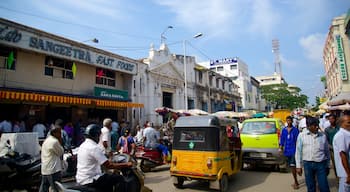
39, 125, 64, 192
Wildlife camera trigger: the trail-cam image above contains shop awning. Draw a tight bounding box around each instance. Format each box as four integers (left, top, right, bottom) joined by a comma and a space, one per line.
327, 91, 350, 106
0, 89, 143, 108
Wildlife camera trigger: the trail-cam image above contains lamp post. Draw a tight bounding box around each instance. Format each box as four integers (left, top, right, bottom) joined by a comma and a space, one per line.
183, 33, 203, 110
161, 26, 173, 44
82, 38, 99, 43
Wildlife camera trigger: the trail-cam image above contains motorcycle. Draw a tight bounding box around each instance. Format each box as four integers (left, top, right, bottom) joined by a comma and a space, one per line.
135, 137, 172, 173
56, 153, 152, 192
0, 140, 41, 191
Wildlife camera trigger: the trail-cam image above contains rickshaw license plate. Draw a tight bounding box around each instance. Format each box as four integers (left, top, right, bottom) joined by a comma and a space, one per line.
249, 152, 267, 158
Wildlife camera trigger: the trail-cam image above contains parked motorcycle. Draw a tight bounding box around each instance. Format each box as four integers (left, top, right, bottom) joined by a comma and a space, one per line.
56, 153, 152, 192
0, 140, 41, 191
135, 137, 172, 173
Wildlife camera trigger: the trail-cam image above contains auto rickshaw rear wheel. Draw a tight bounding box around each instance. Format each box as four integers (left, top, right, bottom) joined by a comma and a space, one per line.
173, 176, 184, 188
219, 174, 229, 192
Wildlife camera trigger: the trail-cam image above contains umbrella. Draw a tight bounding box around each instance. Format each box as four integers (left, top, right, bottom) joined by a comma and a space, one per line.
252, 113, 266, 118
212, 111, 240, 118
187, 109, 209, 116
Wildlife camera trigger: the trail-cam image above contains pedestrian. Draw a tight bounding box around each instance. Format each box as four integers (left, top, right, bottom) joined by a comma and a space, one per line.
324, 114, 339, 177
279, 116, 300, 190
143, 122, 169, 164
111, 120, 120, 151
134, 124, 143, 144
117, 128, 136, 156
298, 114, 307, 132
98, 118, 112, 156
295, 116, 330, 192
39, 125, 64, 192
33, 120, 47, 138
333, 115, 350, 192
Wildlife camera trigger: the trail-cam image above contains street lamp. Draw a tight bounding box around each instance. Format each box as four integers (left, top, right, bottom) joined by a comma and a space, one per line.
161, 26, 173, 44
184, 32, 203, 110
82, 38, 99, 43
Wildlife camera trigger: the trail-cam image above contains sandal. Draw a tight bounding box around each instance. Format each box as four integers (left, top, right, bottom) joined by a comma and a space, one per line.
292, 184, 299, 190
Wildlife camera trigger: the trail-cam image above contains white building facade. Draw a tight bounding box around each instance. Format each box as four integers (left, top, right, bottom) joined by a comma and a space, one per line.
135, 44, 241, 127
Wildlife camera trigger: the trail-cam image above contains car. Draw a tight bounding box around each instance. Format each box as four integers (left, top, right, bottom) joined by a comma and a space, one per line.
240, 118, 286, 171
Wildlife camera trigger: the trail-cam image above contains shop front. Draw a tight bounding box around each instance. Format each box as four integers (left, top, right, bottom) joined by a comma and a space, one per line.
0, 88, 143, 131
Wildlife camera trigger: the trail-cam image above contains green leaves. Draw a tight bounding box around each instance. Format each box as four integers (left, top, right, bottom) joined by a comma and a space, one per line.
261, 83, 308, 110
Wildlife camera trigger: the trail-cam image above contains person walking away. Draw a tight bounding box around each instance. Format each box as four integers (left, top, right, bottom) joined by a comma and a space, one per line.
76, 124, 132, 192
333, 115, 350, 192
0, 119, 12, 133
111, 120, 120, 151
33, 120, 46, 139
134, 125, 143, 144
143, 122, 169, 164
279, 116, 300, 189
298, 114, 307, 132
63, 122, 74, 147
116, 128, 136, 156
324, 114, 340, 178
98, 118, 112, 156
39, 125, 64, 192
295, 116, 330, 192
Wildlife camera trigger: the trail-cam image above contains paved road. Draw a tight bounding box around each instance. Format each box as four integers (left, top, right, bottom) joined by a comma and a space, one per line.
144, 165, 338, 192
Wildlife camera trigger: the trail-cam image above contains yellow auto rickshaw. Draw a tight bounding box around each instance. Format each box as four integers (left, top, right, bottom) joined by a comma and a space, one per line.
170, 115, 242, 192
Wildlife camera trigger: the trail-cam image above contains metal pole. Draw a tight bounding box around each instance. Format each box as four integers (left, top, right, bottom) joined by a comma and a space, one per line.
183, 39, 188, 110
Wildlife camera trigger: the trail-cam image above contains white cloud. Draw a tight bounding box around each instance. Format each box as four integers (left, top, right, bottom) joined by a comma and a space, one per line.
153, 0, 250, 38
247, 0, 280, 38
299, 33, 326, 65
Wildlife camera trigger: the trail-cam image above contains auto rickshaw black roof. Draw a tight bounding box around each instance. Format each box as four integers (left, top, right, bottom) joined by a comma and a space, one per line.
174, 115, 237, 128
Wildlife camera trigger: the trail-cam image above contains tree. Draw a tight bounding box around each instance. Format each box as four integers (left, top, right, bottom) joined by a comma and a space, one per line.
260, 83, 308, 110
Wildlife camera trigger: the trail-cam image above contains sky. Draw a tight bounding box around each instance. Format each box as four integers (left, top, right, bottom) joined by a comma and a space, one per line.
0, 0, 349, 105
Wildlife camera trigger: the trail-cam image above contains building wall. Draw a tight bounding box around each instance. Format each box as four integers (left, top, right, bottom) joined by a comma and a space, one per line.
1, 50, 96, 94
323, 15, 350, 98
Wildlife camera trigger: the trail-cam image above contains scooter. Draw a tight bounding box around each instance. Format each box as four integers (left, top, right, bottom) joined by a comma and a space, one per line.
0, 140, 41, 191
135, 138, 172, 173
56, 153, 152, 192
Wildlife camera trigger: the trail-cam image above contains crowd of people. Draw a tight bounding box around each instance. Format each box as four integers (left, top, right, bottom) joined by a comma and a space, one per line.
279, 112, 350, 192
29, 117, 168, 192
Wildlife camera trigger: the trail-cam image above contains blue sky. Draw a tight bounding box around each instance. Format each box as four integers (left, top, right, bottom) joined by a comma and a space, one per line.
0, 0, 349, 105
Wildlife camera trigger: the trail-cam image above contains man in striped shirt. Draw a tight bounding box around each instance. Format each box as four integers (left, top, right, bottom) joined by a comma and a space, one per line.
295, 116, 330, 192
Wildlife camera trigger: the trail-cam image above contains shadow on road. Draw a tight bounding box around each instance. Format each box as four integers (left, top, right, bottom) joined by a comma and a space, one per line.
229, 170, 271, 191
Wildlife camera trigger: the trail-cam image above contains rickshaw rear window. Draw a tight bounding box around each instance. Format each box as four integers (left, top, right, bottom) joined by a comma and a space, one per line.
180, 130, 205, 142
173, 128, 219, 151
242, 121, 277, 134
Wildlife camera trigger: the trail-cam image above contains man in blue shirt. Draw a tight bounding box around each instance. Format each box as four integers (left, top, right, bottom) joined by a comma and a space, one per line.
279, 116, 300, 189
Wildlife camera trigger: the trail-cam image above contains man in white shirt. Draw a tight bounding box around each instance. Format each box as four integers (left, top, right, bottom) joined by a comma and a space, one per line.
76, 124, 131, 191
39, 125, 64, 192
295, 116, 330, 192
333, 115, 350, 192
98, 118, 112, 155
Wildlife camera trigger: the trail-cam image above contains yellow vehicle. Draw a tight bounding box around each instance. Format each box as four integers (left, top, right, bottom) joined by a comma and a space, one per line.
240, 118, 286, 170
272, 109, 291, 124
170, 115, 242, 192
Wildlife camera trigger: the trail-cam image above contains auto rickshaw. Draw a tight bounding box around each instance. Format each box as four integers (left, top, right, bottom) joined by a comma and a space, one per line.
170, 115, 242, 192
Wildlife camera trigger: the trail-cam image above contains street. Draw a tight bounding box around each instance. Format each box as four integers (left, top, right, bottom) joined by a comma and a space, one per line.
144, 165, 338, 192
